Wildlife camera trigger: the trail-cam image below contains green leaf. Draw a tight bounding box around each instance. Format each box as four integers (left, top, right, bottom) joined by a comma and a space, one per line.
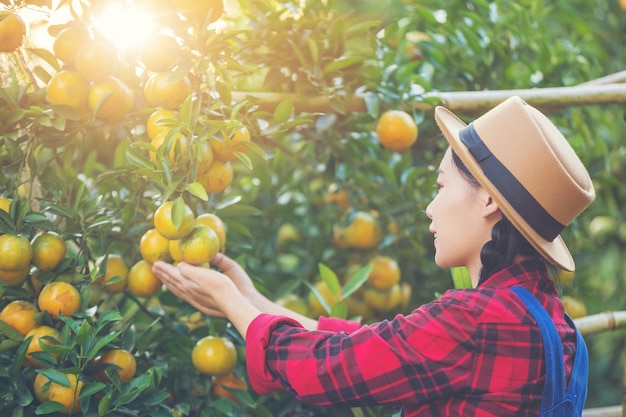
36, 400, 67, 414
304, 281, 330, 314
342, 264, 372, 299
317, 263, 341, 296
322, 56, 365, 74
186, 182, 208, 201
273, 100, 293, 124
74, 319, 93, 346
330, 300, 347, 319
171, 196, 186, 230
450, 267, 472, 289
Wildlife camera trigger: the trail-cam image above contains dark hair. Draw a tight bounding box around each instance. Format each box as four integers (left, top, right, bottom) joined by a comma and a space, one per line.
451, 151, 539, 284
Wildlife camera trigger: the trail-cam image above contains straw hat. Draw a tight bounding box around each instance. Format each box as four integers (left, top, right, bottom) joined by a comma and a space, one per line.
434, 96, 595, 271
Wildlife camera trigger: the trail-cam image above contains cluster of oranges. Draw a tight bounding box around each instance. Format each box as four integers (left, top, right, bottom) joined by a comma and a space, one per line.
0, 197, 137, 412
145, 107, 252, 195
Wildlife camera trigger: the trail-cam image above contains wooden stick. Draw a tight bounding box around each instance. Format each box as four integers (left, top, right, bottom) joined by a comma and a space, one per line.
233, 83, 626, 114
581, 405, 622, 417
574, 311, 626, 337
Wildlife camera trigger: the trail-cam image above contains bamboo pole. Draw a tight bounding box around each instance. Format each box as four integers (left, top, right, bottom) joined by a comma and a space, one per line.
581, 405, 622, 417
233, 83, 626, 114
574, 311, 626, 337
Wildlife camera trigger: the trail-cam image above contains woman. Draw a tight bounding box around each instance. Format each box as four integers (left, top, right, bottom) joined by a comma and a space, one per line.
153, 96, 595, 416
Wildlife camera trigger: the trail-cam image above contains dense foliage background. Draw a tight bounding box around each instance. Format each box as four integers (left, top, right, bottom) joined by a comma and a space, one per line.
0, 0, 625, 415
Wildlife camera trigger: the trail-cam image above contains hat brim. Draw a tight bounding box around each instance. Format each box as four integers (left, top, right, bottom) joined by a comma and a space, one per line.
434, 105, 574, 271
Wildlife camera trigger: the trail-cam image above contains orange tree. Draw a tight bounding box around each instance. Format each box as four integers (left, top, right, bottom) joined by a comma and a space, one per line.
0, 0, 625, 416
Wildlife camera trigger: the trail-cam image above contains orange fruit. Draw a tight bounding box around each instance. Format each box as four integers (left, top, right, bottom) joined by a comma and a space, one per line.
48, 373, 83, 413
38, 281, 81, 320
178, 311, 206, 331
367, 255, 401, 290
363, 283, 402, 312
149, 130, 190, 167
556, 268, 575, 287
210, 126, 251, 162
0, 234, 32, 286
94, 348, 137, 383
0, 12, 26, 52
375, 110, 418, 152
52, 25, 91, 64
33, 372, 50, 402
172, 0, 224, 23
195, 140, 214, 175
46, 70, 89, 110
168, 239, 183, 263
127, 260, 162, 298
144, 71, 192, 110
88, 76, 134, 121
191, 336, 237, 376
139, 228, 172, 264
211, 373, 248, 402
277, 223, 300, 246
153, 200, 195, 240
140, 33, 181, 72
31, 231, 66, 272
0, 300, 39, 335
343, 211, 382, 250
95, 254, 129, 294
0, 196, 10, 213
177, 225, 220, 265
620, 0, 626, 12
24, 325, 61, 367
196, 160, 233, 194
325, 185, 350, 211
195, 213, 226, 251
307, 280, 340, 317
146, 108, 179, 140
75, 40, 118, 82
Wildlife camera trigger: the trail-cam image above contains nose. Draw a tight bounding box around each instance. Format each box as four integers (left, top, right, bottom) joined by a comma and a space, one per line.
425, 199, 434, 219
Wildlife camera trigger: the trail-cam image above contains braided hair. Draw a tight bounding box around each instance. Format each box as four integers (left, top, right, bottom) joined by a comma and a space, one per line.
451, 151, 539, 284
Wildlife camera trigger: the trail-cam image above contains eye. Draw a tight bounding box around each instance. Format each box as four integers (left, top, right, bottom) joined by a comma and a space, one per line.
434, 182, 443, 191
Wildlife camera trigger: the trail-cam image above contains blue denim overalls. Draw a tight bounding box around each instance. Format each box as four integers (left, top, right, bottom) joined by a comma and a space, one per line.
511, 286, 588, 416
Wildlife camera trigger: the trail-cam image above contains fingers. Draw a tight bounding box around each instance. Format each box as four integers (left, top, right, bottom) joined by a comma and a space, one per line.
210, 253, 244, 275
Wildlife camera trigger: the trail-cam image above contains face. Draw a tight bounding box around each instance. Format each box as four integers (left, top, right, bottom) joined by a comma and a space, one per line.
425, 148, 497, 277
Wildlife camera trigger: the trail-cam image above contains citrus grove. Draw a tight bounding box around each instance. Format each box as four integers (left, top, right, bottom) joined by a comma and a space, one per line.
0, 0, 625, 416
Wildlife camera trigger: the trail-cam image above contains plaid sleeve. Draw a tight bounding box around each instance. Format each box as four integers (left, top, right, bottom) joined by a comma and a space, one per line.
246, 297, 478, 407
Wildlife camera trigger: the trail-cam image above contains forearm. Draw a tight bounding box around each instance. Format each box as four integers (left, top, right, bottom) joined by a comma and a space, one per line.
249, 292, 318, 330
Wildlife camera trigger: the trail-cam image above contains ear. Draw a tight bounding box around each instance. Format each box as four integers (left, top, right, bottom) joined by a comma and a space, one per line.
478, 189, 501, 219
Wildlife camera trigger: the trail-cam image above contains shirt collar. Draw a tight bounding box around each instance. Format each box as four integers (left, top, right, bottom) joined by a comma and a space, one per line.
478, 259, 558, 296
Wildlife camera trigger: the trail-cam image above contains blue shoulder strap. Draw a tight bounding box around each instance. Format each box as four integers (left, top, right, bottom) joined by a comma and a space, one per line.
510, 286, 588, 417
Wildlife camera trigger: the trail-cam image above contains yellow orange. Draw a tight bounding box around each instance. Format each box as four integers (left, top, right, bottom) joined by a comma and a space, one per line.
140, 33, 181, 72
0, 196, 10, 213
94, 348, 137, 383
177, 225, 220, 265
343, 211, 382, 250
363, 283, 402, 312
88, 76, 134, 121
146, 108, 179, 140
52, 25, 91, 64
192, 336, 237, 376
127, 260, 162, 298
210, 126, 251, 162
211, 372, 247, 402
75, 40, 118, 82
195, 213, 226, 251
0, 12, 26, 52
367, 255, 401, 290
0, 300, 39, 335
31, 231, 66, 271
38, 281, 81, 320
46, 70, 89, 110
307, 280, 340, 317
95, 254, 129, 294
375, 110, 418, 152
24, 325, 61, 367
0, 234, 32, 286
153, 200, 195, 240
33, 372, 50, 402
139, 228, 172, 264
144, 71, 192, 110
196, 160, 233, 194
48, 373, 83, 413
149, 131, 190, 167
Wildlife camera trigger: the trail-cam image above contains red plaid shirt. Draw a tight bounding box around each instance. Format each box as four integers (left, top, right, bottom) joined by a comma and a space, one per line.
246, 260, 577, 416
